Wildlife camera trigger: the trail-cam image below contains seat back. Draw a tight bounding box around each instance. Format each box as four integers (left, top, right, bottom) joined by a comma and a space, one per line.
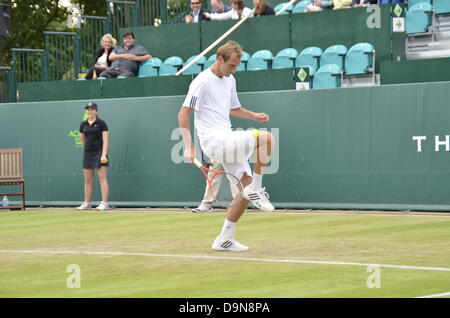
139, 57, 162, 77
236, 52, 250, 71
312, 64, 341, 89
0, 149, 23, 180
320, 45, 348, 70
247, 50, 273, 71
274, 2, 293, 15
159, 64, 178, 76
408, 0, 431, 9
433, 0, 450, 15
273, 48, 298, 69
405, 3, 434, 34
295, 47, 323, 76
204, 54, 217, 69
344, 43, 374, 75
183, 55, 208, 75
291, 0, 309, 14
163, 56, 184, 66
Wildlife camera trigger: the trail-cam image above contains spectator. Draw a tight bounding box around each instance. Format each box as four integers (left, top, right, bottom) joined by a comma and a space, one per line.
333, 0, 352, 9
185, 0, 211, 23
99, 32, 152, 78
253, 0, 275, 16
85, 34, 116, 80
210, 0, 231, 13
204, 0, 254, 20
306, 0, 324, 12
352, 0, 377, 7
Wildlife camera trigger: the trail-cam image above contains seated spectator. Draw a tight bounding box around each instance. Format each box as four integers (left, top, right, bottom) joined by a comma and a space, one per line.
352, 0, 377, 7
333, 0, 352, 9
306, 0, 324, 12
85, 34, 116, 80
253, 0, 275, 16
204, 0, 253, 20
185, 0, 210, 23
99, 32, 152, 78
210, 0, 231, 13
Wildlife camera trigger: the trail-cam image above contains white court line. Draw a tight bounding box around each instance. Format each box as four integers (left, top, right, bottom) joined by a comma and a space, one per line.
1, 249, 450, 272
415, 291, 450, 298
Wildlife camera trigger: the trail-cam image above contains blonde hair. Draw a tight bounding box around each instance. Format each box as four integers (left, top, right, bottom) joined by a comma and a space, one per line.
216, 41, 243, 62
100, 34, 117, 48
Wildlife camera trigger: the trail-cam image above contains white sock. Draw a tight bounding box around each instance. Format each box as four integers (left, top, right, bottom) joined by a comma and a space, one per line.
219, 219, 236, 240
251, 173, 263, 190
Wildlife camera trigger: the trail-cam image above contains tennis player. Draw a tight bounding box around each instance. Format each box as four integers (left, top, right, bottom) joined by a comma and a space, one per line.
178, 41, 275, 251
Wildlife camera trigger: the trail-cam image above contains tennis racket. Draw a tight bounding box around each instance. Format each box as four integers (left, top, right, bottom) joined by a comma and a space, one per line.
193, 158, 244, 208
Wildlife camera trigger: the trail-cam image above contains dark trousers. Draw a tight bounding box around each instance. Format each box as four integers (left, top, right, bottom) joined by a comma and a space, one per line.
85, 66, 105, 79
99, 68, 135, 78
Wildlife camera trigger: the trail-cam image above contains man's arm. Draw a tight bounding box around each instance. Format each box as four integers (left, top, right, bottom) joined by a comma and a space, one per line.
131, 54, 152, 62
230, 107, 270, 124
178, 106, 196, 163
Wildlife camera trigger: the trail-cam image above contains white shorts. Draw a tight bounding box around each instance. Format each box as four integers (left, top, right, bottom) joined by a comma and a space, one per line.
203, 130, 257, 181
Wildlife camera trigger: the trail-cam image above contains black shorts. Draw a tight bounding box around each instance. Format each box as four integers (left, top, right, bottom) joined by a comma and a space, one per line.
83, 150, 109, 169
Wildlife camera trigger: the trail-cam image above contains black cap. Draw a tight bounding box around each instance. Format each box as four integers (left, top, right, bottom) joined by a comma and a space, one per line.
84, 102, 98, 110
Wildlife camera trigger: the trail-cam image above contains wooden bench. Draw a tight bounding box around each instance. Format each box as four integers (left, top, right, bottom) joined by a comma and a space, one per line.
0, 148, 26, 210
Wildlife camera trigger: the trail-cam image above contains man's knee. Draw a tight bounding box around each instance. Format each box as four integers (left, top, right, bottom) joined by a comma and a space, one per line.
257, 131, 275, 147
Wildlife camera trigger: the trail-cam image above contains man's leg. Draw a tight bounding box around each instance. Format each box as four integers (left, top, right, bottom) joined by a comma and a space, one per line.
243, 130, 276, 211
193, 162, 224, 212
118, 71, 135, 78
212, 173, 252, 251
99, 68, 120, 78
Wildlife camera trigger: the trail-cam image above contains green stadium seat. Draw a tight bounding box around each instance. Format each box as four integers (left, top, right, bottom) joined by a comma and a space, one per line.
405, 2, 434, 35
138, 57, 162, 77
291, 0, 310, 14
408, 0, 431, 9
183, 55, 208, 75
433, 0, 450, 15
274, 2, 293, 15
295, 46, 323, 76
204, 54, 217, 69
159, 56, 184, 76
344, 43, 375, 75
312, 64, 342, 89
247, 50, 273, 71
236, 51, 250, 71
273, 48, 298, 69
320, 45, 348, 71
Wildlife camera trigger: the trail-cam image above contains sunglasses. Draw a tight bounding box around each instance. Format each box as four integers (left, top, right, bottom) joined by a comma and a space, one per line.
191, 2, 200, 4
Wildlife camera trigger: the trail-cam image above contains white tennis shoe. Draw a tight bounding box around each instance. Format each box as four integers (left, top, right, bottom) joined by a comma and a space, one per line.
212, 236, 249, 251
243, 186, 275, 212
96, 201, 109, 211
192, 202, 213, 213
77, 202, 91, 210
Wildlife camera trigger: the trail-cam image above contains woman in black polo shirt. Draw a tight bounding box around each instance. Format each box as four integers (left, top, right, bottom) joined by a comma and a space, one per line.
77, 102, 110, 211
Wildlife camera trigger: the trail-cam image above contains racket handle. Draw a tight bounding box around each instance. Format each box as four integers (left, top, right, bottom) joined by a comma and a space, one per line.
193, 158, 203, 168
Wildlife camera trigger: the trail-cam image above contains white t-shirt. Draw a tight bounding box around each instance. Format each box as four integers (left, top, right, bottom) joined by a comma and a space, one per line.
182, 68, 241, 154
96, 52, 108, 66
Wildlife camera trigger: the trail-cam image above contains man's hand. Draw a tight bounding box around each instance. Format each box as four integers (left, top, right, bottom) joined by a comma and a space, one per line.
253, 112, 270, 124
